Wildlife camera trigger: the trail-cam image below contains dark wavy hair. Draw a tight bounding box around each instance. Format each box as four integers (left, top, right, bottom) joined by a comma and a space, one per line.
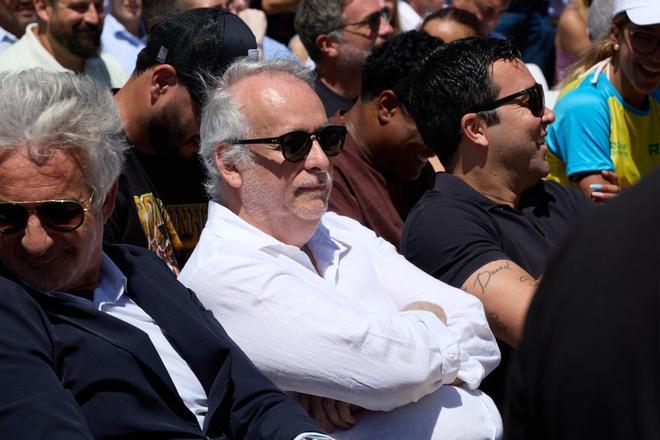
408, 37, 520, 165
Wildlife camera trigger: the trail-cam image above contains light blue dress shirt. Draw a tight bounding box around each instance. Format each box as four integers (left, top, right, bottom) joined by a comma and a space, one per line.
101, 13, 146, 75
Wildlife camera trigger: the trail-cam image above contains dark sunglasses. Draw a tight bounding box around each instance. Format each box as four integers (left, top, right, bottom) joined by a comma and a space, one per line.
475, 83, 545, 117
0, 192, 94, 234
341, 7, 390, 32
628, 29, 660, 55
232, 125, 347, 163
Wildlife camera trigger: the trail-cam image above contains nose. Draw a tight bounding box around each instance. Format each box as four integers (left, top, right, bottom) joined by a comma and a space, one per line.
304, 139, 330, 172
84, 3, 103, 25
542, 106, 556, 125
378, 14, 394, 38
21, 214, 55, 257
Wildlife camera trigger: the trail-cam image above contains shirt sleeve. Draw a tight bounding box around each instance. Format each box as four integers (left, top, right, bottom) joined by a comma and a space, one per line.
546, 86, 614, 179
402, 198, 508, 288
0, 279, 95, 440
180, 236, 497, 412
372, 232, 500, 388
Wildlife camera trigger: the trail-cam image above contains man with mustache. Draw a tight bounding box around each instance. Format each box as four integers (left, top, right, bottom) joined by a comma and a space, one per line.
0, 0, 125, 88
401, 37, 592, 408
294, 0, 394, 117
179, 57, 502, 439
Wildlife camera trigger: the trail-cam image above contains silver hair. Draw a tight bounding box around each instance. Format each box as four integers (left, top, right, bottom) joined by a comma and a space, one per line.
200, 57, 315, 202
0, 70, 128, 209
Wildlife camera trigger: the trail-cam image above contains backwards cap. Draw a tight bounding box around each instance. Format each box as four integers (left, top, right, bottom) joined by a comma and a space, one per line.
141, 8, 258, 104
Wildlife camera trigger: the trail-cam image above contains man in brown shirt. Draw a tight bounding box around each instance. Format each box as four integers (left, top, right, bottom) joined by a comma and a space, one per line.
328, 31, 442, 249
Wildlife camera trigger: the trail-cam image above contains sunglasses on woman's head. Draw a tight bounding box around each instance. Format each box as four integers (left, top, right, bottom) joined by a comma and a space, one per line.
232, 125, 347, 163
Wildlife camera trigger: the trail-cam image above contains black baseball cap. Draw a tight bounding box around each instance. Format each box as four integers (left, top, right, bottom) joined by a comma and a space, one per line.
141, 8, 258, 105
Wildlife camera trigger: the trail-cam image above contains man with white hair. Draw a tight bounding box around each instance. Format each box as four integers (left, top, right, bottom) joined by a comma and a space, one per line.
0, 69, 330, 440
179, 57, 502, 439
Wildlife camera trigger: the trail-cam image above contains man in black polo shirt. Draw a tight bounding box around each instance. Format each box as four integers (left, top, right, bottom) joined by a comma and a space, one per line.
401, 37, 592, 407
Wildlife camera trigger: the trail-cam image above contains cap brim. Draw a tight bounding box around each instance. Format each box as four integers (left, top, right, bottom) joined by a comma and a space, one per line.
626, 6, 660, 25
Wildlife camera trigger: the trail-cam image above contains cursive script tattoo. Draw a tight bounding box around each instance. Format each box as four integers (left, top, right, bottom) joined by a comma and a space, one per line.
472, 261, 511, 295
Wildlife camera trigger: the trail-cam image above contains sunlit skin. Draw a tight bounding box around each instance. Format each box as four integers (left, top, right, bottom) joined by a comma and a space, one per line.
2, 0, 36, 35
109, 0, 142, 36
478, 60, 556, 197
422, 18, 481, 42
218, 72, 331, 248
317, 0, 394, 101
0, 148, 115, 298
610, 23, 660, 109
452, 0, 510, 33
34, 0, 105, 72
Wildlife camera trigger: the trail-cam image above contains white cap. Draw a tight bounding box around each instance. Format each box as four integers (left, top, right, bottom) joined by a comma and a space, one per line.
612, 0, 660, 25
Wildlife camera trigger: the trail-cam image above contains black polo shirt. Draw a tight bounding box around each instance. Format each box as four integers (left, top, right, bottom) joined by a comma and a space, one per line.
401, 172, 592, 287
401, 172, 592, 408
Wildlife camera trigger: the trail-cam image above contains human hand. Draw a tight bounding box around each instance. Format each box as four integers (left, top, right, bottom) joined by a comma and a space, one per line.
589, 170, 620, 202
298, 394, 359, 433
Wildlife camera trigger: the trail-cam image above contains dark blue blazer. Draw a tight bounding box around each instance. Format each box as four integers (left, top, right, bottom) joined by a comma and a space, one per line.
0, 244, 322, 439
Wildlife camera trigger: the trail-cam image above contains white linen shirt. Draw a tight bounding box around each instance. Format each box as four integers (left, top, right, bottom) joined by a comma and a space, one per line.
179, 202, 500, 412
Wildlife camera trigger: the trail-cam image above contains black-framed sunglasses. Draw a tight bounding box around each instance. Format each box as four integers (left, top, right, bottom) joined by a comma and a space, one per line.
474, 83, 545, 117
339, 7, 389, 33
627, 29, 660, 55
232, 125, 347, 163
0, 192, 94, 234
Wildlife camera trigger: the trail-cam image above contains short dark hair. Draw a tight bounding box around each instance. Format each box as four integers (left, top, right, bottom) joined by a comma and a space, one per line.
361, 31, 443, 113
422, 7, 486, 38
408, 37, 520, 165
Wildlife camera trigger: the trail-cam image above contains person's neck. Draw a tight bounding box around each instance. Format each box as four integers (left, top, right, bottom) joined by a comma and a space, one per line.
117, 15, 142, 37
36, 26, 86, 73
342, 103, 374, 157
449, 159, 527, 208
317, 62, 360, 101
237, 205, 320, 249
114, 82, 155, 154
608, 59, 647, 110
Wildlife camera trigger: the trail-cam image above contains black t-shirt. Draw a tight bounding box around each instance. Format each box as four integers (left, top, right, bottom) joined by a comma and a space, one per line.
401, 172, 592, 408
506, 169, 660, 439
104, 146, 208, 274
402, 172, 592, 286
314, 76, 354, 118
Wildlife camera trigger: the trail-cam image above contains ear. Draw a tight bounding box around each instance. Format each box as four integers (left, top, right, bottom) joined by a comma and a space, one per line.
101, 180, 119, 223
149, 64, 179, 105
316, 34, 340, 59
214, 143, 243, 190
460, 112, 489, 148
34, 0, 50, 24
376, 90, 400, 124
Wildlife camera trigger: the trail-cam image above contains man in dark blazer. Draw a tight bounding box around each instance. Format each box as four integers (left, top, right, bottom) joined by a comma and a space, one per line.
0, 70, 329, 439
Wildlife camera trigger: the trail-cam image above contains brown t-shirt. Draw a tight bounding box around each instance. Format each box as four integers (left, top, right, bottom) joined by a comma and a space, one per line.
328, 115, 434, 250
